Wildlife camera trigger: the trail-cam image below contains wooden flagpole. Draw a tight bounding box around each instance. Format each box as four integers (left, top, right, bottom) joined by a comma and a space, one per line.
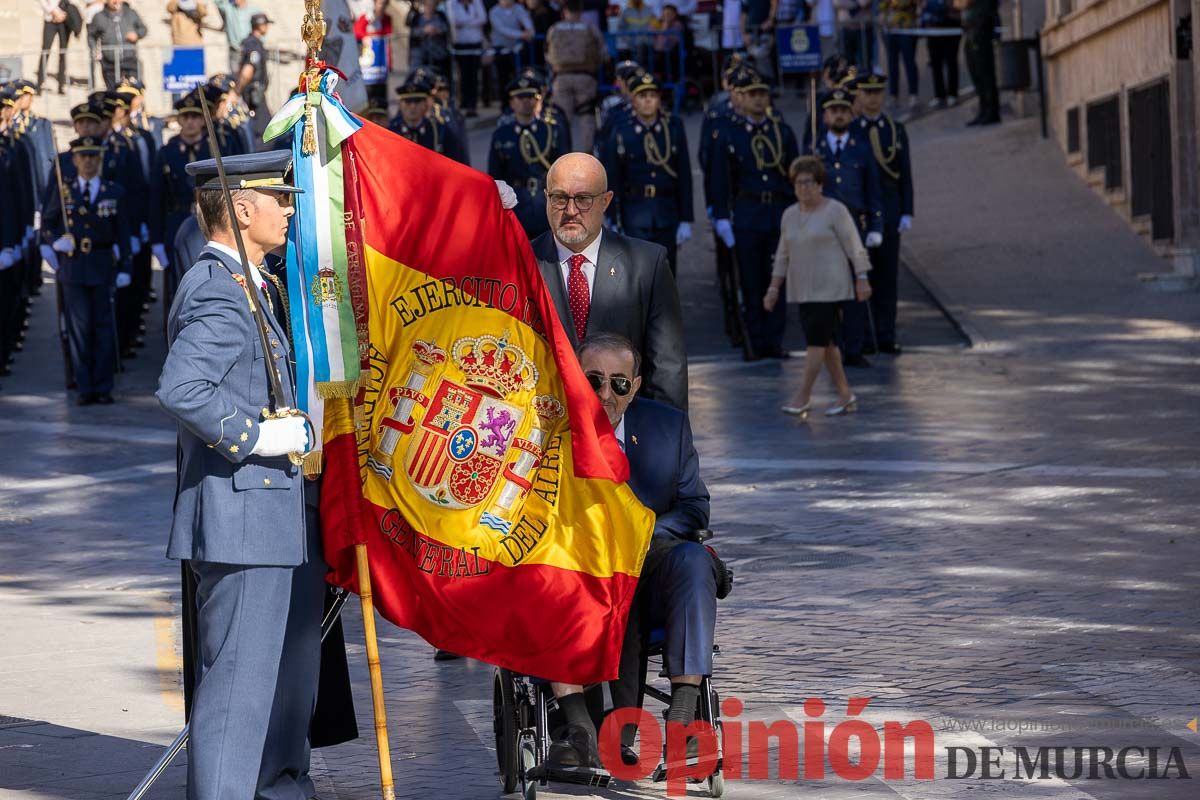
298, 3, 395, 798
356, 541, 396, 800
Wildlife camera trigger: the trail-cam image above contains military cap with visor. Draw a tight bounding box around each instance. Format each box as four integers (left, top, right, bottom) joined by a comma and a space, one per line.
185, 150, 304, 195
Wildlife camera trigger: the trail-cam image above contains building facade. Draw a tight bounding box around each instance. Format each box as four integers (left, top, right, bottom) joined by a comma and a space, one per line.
1042, 0, 1199, 281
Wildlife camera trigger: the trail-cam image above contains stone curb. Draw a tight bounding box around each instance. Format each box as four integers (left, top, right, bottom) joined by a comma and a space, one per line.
899, 243, 988, 351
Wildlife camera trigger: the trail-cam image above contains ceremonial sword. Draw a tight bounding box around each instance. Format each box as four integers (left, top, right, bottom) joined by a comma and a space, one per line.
196, 88, 312, 466
122, 589, 350, 800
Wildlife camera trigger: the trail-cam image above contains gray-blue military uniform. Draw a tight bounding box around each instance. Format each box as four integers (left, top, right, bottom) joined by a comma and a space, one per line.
812, 89, 883, 359
157, 151, 324, 800
40, 136, 131, 402
603, 72, 693, 275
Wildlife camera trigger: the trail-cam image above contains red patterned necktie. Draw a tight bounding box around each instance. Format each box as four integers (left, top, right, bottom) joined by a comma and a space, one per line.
567, 253, 590, 341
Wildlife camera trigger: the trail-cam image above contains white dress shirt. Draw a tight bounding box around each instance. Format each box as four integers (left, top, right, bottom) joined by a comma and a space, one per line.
77, 176, 99, 204
554, 230, 603, 298
826, 131, 849, 155
206, 240, 267, 289
614, 415, 627, 452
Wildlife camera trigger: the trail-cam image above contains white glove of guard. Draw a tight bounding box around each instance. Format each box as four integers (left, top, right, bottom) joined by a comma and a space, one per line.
52, 235, 74, 254
714, 219, 735, 249
865, 231, 883, 248
897, 214, 912, 233
140, 222, 149, 242
251, 416, 310, 457
112, 244, 121, 259
675, 221, 692, 245
152, 243, 169, 268
40, 244, 59, 271
129, 236, 142, 256
115, 272, 132, 289
0, 248, 15, 270
495, 180, 518, 210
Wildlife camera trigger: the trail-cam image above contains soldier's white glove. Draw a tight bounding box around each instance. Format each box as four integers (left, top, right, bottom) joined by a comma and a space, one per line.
40, 245, 59, 271
115, 272, 132, 289
897, 214, 912, 233
140, 222, 149, 242
152, 243, 169, 268
676, 221, 692, 245
129, 236, 142, 256
52, 235, 74, 254
0, 248, 15, 270
865, 231, 883, 248
251, 416, 310, 457
714, 219, 735, 249
495, 180, 518, 210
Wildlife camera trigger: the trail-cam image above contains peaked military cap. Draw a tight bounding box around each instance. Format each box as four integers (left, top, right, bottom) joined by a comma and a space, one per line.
12, 79, 37, 96
186, 151, 304, 194
70, 102, 102, 122
615, 60, 643, 83
722, 52, 753, 80
821, 88, 854, 109
116, 76, 146, 95
629, 71, 659, 95
174, 89, 205, 114
411, 66, 448, 89
88, 98, 113, 119
855, 71, 887, 91
208, 73, 236, 94
507, 75, 541, 98
363, 100, 390, 121
518, 66, 550, 90
395, 73, 433, 99
730, 68, 770, 92
70, 135, 105, 154
0, 85, 14, 107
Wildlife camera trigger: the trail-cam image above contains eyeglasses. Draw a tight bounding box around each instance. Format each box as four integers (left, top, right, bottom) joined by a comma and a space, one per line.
546, 191, 602, 212
585, 372, 633, 397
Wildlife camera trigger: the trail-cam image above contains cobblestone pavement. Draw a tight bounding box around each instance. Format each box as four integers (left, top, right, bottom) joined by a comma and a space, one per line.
2, 106, 1199, 800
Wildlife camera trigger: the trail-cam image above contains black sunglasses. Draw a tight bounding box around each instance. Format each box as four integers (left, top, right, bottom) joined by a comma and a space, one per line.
585, 372, 633, 396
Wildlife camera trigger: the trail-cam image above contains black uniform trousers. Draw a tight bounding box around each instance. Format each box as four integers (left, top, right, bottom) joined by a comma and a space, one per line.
61, 281, 117, 395
734, 225, 787, 355
37, 21, 69, 90
964, 26, 999, 119
866, 229, 901, 349
712, 234, 740, 342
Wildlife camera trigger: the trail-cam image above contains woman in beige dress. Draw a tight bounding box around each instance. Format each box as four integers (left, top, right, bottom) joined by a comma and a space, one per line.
764, 156, 872, 419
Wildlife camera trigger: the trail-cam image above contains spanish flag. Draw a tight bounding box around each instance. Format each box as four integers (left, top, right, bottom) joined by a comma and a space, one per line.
320, 116, 655, 683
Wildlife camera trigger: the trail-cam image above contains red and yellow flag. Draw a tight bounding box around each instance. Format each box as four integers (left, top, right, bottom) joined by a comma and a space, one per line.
321, 121, 655, 683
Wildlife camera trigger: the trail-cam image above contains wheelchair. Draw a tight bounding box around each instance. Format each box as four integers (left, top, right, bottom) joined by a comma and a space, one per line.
492, 530, 730, 800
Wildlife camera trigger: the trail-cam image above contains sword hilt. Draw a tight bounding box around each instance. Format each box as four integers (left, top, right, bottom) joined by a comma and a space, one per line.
262, 406, 316, 466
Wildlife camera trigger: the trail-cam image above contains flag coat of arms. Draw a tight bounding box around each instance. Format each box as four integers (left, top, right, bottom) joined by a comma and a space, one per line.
318, 115, 655, 684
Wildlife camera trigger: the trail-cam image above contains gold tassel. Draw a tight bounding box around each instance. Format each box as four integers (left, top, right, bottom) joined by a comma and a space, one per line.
302, 103, 318, 155
302, 449, 324, 479
317, 379, 360, 399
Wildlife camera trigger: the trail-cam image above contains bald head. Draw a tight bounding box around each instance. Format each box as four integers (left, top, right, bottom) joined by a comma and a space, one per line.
545, 153, 613, 252
546, 152, 608, 195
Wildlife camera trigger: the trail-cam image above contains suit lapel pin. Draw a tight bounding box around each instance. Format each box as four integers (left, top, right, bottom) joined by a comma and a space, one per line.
631, 434, 638, 445
609, 266, 616, 277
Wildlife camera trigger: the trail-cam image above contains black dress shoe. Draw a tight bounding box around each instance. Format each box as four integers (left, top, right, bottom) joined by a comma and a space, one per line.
432, 649, 462, 661
620, 744, 639, 766
878, 343, 902, 355
95, 393, 114, 405
842, 354, 871, 368
978, 114, 1001, 126
76, 393, 95, 406
546, 724, 600, 769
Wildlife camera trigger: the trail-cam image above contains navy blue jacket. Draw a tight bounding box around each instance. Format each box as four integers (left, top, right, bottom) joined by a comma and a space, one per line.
149, 134, 212, 246
388, 115, 469, 166
812, 130, 884, 236
40, 177, 132, 286
856, 114, 914, 226
604, 112, 694, 231
487, 116, 570, 239
708, 113, 800, 233
624, 396, 709, 542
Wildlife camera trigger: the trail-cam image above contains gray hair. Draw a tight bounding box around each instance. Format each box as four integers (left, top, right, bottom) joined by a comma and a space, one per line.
577, 332, 640, 376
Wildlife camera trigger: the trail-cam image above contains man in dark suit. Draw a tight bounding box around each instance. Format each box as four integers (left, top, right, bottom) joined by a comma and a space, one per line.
545, 332, 714, 771
529, 152, 687, 410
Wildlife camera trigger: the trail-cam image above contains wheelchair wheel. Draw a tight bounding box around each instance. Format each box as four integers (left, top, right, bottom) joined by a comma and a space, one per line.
708, 769, 725, 798
493, 668, 520, 794
519, 734, 539, 800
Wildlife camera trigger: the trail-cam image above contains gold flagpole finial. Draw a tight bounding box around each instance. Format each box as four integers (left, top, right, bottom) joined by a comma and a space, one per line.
300, 0, 327, 155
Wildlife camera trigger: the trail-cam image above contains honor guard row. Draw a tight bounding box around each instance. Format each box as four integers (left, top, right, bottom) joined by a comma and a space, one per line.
388, 72, 470, 166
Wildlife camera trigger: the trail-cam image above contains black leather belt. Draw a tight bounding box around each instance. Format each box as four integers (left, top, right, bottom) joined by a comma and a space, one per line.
737, 190, 792, 205
630, 184, 673, 199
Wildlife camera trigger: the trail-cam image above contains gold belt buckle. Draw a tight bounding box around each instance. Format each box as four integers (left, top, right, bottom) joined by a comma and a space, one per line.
79, 237, 93, 254
644, 185, 657, 198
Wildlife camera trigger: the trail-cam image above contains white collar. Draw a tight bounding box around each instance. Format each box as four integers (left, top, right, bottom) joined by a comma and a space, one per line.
206, 240, 266, 288
554, 229, 603, 268
614, 414, 626, 449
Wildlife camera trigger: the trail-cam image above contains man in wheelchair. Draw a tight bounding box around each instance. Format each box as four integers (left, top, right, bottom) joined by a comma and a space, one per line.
544, 332, 720, 771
